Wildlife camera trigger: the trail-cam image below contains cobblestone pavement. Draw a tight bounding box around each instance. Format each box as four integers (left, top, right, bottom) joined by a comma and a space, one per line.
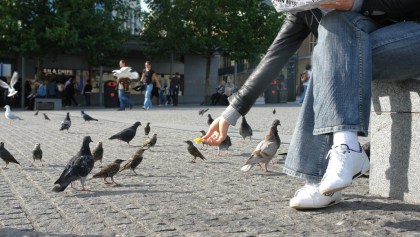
0, 104, 419, 237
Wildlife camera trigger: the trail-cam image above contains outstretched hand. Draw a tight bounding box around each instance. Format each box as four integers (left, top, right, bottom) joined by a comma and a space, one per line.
202, 116, 230, 146
320, 0, 355, 11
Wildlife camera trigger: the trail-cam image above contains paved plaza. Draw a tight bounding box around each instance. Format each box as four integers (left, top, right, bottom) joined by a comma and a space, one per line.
0, 103, 420, 237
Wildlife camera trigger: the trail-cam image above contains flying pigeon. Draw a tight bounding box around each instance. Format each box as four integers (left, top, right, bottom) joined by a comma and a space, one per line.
119, 147, 148, 175
60, 112, 71, 132
0, 71, 18, 97
81, 111, 98, 122
91, 159, 125, 185
207, 114, 214, 126
185, 140, 206, 163
0, 142, 20, 168
34, 110, 39, 116
112, 66, 139, 80
43, 113, 50, 121
52, 136, 94, 192
92, 141, 104, 167
217, 135, 232, 156
142, 133, 157, 150
241, 119, 281, 172
109, 121, 141, 146
239, 116, 253, 141
32, 143, 43, 165
144, 122, 151, 136
198, 108, 209, 116
4, 105, 23, 125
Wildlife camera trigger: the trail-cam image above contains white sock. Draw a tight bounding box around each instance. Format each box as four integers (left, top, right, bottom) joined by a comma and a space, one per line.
333, 131, 359, 151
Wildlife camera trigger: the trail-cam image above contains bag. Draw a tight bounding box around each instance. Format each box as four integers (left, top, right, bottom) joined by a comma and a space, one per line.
300, 71, 308, 83
133, 81, 145, 91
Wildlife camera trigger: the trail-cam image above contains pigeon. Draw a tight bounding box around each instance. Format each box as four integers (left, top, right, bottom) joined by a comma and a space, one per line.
60, 112, 71, 132
92, 141, 104, 167
199, 130, 209, 149
52, 136, 94, 192
241, 119, 281, 172
142, 133, 157, 150
198, 108, 209, 116
239, 116, 253, 141
81, 111, 98, 122
91, 159, 125, 185
185, 140, 206, 163
273, 109, 276, 115
34, 110, 39, 116
32, 143, 43, 165
0, 71, 18, 97
43, 113, 50, 120
0, 142, 20, 168
362, 142, 370, 159
144, 122, 151, 136
217, 135, 232, 156
112, 66, 139, 80
119, 147, 148, 175
109, 121, 141, 146
207, 114, 214, 126
4, 105, 23, 125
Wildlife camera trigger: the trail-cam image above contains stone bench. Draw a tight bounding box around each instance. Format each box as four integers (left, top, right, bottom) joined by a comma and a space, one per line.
370, 78, 420, 204
35, 98, 62, 110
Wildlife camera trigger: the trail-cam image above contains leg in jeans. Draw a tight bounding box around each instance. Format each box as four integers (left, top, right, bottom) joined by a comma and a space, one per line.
285, 11, 420, 194
144, 83, 153, 109
118, 89, 126, 109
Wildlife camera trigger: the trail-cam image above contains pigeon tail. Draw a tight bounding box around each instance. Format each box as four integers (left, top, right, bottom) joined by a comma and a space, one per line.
52, 182, 69, 192
240, 164, 254, 172
108, 134, 120, 140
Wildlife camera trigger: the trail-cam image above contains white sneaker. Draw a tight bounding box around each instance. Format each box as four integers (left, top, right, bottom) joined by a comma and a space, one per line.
319, 144, 370, 195
290, 184, 342, 209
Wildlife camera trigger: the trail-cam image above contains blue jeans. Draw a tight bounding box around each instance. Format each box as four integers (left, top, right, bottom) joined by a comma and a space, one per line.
118, 90, 133, 109
284, 11, 420, 183
159, 89, 166, 105
299, 84, 308, 103
144, 83, 153, 109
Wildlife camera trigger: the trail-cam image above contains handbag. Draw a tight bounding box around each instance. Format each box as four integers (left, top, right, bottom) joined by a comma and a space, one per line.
133, 81, 145, 91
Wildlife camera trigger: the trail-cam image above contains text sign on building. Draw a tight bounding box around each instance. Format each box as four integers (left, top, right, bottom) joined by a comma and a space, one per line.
43, 68, 74, 75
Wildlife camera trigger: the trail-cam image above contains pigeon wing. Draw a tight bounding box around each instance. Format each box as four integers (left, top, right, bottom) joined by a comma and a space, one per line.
10, 72, 18, 88
0, 80, 10, 89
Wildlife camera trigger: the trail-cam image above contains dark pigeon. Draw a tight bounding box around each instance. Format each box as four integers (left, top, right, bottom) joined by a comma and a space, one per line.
144, 122, 151, 136
34, 110, 39, 116
60, 112, 71, 132
273, 109, 276, 115
207, 114, 214, 126
81, 111, 98, 122
239, 116, 253, 141
198, 108, 209, 116
91, 159, 125, 185
0, 142, 20, 168
43, 113, 50, 120
119, 147, 148, 175
108, 121, 141, 146
217, 135, 232, 156
52, 136, 94, 192
185, 140, 206, 163
32, 143, 43, 165
199, 130, 209, 149
92, 141, 104, 167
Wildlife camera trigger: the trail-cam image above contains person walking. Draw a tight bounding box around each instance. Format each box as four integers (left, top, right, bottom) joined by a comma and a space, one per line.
116, 59, 134, 111
170, 72, 180, 106
140, 61, 160, 110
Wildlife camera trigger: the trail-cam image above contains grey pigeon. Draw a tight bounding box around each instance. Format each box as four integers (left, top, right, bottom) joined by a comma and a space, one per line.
207, 114, 214, 126
0, 142, 20, 168
241, 119, 281, 172
34, 110, 39, 116
43, 113, 50, 120
143, 133, 157, 150
92, 141, 104, 166
52, 136, 94, 192
109, 121, 141, 146
239, 116, 253, 141
81, 110, 98, 122
91, 159, 125, 185
185, 140, 206, 163
0, 71, 18, 97
4, 105, 23, 125
217, 135, 232, 156
119, 147, 148, 175
60, 112, 71, 132
198, 108, 209, 116
32, 143, 43, 165
144, 122, 151, 136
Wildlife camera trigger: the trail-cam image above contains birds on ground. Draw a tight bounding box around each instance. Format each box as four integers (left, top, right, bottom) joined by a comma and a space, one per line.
0, 142, 20, 168
43, 113, 50, 120
185, 140, 206, 163
52, 136, 94, 192
217, 135, 232, 156
92, 141, 104, 167
241, 119, 281, 172
207, 114, 214, 126
0, 71, 18, 97
143, 133, 157, 150
144, 122, 151, 136
273, 109, 276, 115
34, 110, 39, 116
60, 112, 71, 132
81, 111, 98, 122
239, 116, 253, 141
109, 121, 141, 146
32, 143, 43, 165
4, 105, 23, 125
198, 108, 209, 116
119, 147, 148, 175
91, 159, 125, 185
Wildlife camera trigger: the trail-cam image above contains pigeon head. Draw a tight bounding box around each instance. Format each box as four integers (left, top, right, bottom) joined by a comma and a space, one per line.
81, 111, 85, 115
272, 119, 281, 127
199, 130, 206, 136
114, 159, 125, 164
184, 140, 193, 146
0, 142, 4, 148
133, 121, 141, 127
34, 143, 41, 149
146, 122, 151, 125
4, 105, 10, 109
83, 136, 94, 145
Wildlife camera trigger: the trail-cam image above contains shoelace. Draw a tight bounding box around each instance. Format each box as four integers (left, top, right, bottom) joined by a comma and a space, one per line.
325, 146, 350, 175
294, 184, 317, 197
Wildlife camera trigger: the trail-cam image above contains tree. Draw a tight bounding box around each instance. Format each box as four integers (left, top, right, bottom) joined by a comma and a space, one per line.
141, 0, 284, 103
